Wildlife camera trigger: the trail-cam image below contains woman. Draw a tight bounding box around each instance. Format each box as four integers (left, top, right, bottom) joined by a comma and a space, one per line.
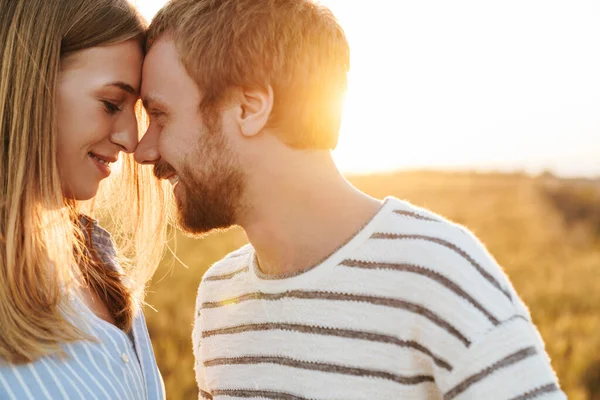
0, 0, 167, 399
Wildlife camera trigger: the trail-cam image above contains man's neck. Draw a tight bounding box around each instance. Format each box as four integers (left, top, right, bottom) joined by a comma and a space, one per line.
240, 157, 381, 277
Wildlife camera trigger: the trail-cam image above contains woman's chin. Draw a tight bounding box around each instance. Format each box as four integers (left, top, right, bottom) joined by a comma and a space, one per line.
62, 184, 100, 202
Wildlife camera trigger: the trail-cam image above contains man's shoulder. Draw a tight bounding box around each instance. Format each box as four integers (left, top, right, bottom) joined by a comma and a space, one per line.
375, 197, 480, 255
379, 196, 463, 231
365, 197, 524, 325
194, 243, 254, 310
201, 243, 254, 283
380, 197, 513, 285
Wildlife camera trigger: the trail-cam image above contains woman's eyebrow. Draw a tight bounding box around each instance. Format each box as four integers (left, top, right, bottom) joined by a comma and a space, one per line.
104, 81, 138, 95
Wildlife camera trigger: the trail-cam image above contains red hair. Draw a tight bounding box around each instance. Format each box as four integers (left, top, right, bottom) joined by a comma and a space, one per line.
147, 0, 350, 149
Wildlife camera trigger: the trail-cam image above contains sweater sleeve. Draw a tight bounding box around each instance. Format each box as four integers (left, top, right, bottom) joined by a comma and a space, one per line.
437, 315, 566, 400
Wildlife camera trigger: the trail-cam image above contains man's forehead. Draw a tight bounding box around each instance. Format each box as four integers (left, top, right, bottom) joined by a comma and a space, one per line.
142, 44, 170, 77
140, 39, 178, 105
141, 35, 202, 108
145, 35, 177, 65
142, 36, 179, 82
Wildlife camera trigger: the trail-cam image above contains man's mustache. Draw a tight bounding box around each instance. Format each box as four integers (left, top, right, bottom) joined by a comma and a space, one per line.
153, 160, 177, 180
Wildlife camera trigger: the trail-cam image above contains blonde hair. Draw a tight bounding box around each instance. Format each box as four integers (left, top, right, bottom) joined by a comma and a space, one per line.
147, 0, 350, 150
0, 0, 167, 363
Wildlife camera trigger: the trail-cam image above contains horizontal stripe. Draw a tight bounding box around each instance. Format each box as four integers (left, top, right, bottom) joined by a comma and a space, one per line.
509, 383, 560, 400
393, 209, 441, 222
200, 389, 213, 399
197, 298, 465, 365
204, 356, 435, 386
444, 346, 538, 400
202, 322, 453, 371
201, 290, 470, 346
370, 233, 513, 301
204, 266, 249, 281
340, 259, 500, 325
212, 389, 312, 400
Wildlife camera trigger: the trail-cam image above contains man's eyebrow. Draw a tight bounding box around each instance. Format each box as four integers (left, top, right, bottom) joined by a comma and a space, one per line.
142, 95, 168, 111
104, 81, 137, 95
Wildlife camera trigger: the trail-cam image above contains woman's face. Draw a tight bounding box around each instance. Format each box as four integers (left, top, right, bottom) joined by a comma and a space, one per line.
56, 39, 143, 200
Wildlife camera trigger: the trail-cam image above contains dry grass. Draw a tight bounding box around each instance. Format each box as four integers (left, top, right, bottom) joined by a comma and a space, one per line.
144, 171, 600, 400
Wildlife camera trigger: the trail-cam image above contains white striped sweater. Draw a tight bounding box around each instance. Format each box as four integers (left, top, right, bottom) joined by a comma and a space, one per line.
192, 197, 565, 400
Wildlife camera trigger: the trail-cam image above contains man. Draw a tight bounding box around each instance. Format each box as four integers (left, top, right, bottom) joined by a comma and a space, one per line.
135, 0, 565, 398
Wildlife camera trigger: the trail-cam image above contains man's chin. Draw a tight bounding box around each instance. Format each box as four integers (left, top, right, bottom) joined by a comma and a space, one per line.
175, 205, 235, 238
171, 172, 242, 237
176, 223, 214, 238
175, 219, 235, 239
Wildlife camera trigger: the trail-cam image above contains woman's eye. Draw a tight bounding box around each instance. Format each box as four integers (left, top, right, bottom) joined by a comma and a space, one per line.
102, 100, 122, 115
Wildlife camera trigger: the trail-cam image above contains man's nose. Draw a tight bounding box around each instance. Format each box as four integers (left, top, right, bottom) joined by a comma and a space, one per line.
134, 125, 160, 165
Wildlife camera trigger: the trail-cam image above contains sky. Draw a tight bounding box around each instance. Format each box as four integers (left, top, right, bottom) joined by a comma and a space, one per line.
133, 0, 600, 177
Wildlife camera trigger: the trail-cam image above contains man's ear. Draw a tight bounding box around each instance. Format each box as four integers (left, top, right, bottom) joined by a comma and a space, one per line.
237, 85, 274, 138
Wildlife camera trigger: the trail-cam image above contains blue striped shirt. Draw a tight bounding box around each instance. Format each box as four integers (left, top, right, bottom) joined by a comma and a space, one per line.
0, 218, 165, 400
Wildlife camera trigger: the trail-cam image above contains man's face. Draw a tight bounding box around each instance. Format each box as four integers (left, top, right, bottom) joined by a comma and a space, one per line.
135, 36, 246, 235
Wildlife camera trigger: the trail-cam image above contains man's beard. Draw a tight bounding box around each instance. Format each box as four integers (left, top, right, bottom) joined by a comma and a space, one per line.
154, 123, 246, 236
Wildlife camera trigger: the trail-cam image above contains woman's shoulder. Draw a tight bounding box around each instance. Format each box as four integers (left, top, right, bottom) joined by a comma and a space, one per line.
79, 214, 115, 251
79, 214, 121, 272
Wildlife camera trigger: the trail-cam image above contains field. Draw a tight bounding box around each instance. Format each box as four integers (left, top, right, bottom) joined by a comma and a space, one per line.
144, 171, 600, 399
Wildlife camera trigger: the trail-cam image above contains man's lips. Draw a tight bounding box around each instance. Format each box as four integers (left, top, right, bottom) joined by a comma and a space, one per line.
164, 173, 180, 187
153, 161, 179, 185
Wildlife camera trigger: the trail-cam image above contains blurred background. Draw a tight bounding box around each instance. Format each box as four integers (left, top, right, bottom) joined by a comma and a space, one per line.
132, 1, 600, 399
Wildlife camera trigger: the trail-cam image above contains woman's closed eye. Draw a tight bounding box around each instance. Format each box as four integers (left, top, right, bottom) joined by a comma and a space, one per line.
102, 100, 122, 115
